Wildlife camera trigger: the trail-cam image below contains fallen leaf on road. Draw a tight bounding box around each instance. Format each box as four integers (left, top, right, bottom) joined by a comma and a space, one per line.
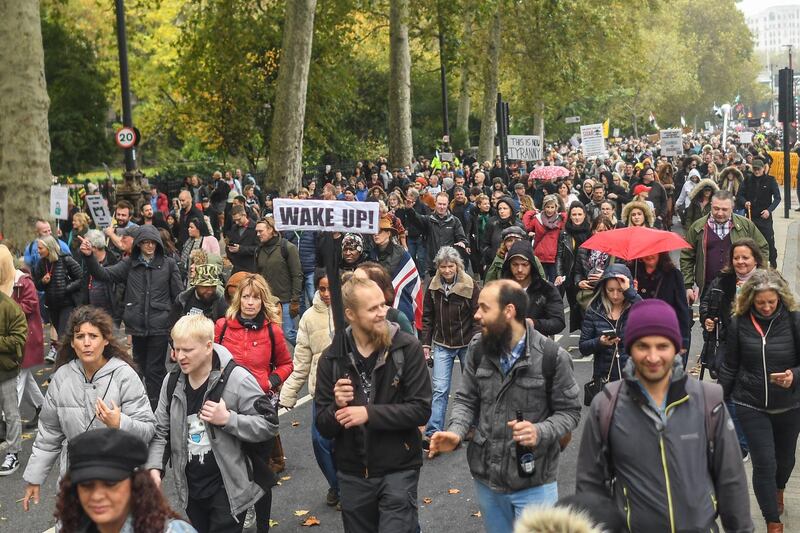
269, 519, 279, 527
301, 516, 320, 526
35, 369, 44, 376
281, 475, 291, 481
21, 433, 33, 440
472, 511, 482, 517
448, 488, 461, 494
294, 509, 309, 516
422, 497, 432, 505
291, 420, 300, 427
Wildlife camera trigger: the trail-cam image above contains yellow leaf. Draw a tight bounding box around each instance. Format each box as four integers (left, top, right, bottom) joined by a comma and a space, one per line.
294, 510, 309, 516
422, 497, 432, 505
269, 519, 279, 527
291, 420, 300, 427
281, 475, 291, 481
472, 511, 482, 518
21, 433, 34, 440
448, 488, 461, 494
301, 516, 321, 526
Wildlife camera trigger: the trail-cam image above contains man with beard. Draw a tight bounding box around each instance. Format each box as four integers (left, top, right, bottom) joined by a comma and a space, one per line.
576, 299, 751, 532
314, 277, 432, 533
170, 262, 228, 323
428, 280, 580, 532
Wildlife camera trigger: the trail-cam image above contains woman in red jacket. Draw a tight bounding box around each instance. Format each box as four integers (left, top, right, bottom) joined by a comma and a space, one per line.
526, 194, 565, 283
214, 273, 292, 532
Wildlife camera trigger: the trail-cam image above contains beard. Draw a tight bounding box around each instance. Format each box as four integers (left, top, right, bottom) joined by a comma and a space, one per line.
480, 319, 513, 356
366, 320, 392, 351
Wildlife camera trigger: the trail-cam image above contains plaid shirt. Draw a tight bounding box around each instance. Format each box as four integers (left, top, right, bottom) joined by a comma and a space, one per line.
499, 334, 527, 376
708, 216, 733, 240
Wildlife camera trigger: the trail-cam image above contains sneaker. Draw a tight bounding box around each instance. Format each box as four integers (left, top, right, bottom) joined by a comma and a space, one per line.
0, 453, 19, 476
243, 506, 256, 529
743, 452, 750, 463
326, 488, 340, 507
45, 345, 57, 364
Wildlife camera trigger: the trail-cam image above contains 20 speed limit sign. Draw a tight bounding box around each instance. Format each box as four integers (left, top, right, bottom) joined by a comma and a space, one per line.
115, 127, 137, 149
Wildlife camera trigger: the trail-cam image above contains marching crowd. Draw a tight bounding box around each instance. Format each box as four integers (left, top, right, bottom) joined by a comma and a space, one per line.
0, 130, 797, 532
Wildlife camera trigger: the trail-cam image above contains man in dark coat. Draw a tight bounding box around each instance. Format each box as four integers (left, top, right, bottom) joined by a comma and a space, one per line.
176, 190, 204, 249
226, 205, 259, 274
735, 158, 781, 268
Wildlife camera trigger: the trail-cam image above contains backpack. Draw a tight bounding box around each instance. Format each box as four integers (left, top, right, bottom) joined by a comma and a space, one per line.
470, 336, 572, 450
596, 378, 724, 475
164, 330, 279, 490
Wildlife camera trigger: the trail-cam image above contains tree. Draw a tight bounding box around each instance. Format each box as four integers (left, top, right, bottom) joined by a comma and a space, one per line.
42, 12, 113, 176
266, 0, 317, 193
388, 0, 413, 168
0, 0, 51, 247
454, 12, 472, 149
477, 6, 500, 164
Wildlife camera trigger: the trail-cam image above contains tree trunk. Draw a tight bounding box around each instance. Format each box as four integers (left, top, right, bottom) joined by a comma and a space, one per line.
388, 0, 413, 168
266, 0, 317, 194
0, 0, 51, 247
478, 8, 500, 164
455, 15, 472, 149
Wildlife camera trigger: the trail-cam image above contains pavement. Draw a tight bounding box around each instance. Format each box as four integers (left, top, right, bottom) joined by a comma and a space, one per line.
2, 208, 799, 532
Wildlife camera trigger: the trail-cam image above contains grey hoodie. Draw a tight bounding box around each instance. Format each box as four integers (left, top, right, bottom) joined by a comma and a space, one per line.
146, 343, 279, 517
576, 357, 753, 532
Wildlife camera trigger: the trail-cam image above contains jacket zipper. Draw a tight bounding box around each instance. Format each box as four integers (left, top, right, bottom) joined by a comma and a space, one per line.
623, 485, 632, 531
659, 396, 689, 533
755, 319, 774, 406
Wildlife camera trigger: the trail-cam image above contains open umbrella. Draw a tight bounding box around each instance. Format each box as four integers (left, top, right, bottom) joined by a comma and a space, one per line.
530, 165, 570, 180
579, 226, 690, 261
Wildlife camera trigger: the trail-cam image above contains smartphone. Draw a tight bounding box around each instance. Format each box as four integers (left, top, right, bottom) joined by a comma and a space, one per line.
770, 372, 784, 383
601, 329, 618, 339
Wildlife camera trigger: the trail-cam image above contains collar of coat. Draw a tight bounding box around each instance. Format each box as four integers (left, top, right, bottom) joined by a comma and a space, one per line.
690, 213, 749, 235
621, 356, 688, 408
428, 270, 474, 299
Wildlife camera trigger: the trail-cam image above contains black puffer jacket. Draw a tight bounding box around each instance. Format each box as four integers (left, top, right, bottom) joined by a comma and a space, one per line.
502, 240, 565, 336
34, 254, 82, 309
719, 306, 800, 410
83, 225, 182, 336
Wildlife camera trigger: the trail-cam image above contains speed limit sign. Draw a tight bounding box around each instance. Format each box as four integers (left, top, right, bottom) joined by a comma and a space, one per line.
115, 127, 137, 149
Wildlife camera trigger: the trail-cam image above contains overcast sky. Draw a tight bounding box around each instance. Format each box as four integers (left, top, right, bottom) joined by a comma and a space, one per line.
737, 0, 800, 17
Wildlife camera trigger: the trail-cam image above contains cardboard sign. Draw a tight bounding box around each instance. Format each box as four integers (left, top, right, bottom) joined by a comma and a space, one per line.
704, 121, 713, 131
612, 128, 620, 138
50, 185, 69, 220
565, 116, 581, 124
739, 131, 754, 144
85, 194, 113, 229
507, 135, 542, 161
660, 129, 683, 157
440, 152, 454, 162
580, 124, 607, 159
274, 199, 380, 234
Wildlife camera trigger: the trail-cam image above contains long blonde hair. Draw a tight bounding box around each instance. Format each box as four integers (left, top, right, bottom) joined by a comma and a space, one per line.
734, 269, 798, 316
0, 244, 15, 296
225, 273, 281, 324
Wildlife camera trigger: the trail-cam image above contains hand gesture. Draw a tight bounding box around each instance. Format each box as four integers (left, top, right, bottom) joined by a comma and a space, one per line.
615, 275, 630, 292
335, 406, 369, 428
78, 235, 92, 256
199, 398, 230, 426
96, 398, 121, 429
41, 273, 51, 285
334, 377, 354, 408
22, 484, 40, 512
554, 276, 565, 286
428, 431, 461, 458
507, 418, 539, 447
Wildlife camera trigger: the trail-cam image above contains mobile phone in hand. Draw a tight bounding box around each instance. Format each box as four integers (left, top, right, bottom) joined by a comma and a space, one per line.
601, 329, 618, 339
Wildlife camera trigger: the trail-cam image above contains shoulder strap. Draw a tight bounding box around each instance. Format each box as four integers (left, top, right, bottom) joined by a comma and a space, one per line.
207, 360, 238, 404
541, 338, 559, 415
700, 381, 724, 462
469, 343, 484, 374
392, 347, 405, 381
165, 370, 181, 415
280, 238, 288, 261
218, 322, 228, 344
268, 321, 277, 372
599, 380, 625, 444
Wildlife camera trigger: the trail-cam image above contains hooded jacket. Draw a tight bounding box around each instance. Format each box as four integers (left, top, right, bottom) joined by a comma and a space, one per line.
280, 291, 333, 406
84, 224, 183, 337
576, 358, 753, 533
0, 292, 26, 382
146, 344, 279, 518
502, 241, 565, 336
24, 357, 155, 485
717, 166, 743, 196
684, 178, 719, 229
579, 264, 641, 380
255, 234, 302, 303
11, 271, 44, 369
621, 200, 655, 227
421, 268, 480, 349
34, 253, 83, 309
448, 320, 581, 493
314, 323, 432, 477
484, 197, 524, 266
526, 211, 566, 264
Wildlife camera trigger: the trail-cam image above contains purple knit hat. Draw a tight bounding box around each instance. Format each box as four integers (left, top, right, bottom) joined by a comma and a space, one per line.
624, 299, 682, 353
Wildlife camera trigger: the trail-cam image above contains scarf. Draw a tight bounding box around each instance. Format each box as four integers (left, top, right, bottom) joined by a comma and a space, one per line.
736, 267, 757, 284
477, 213, 490, 235
238, 310, 266, 330
540, 211, 562, 230
565, 218, 591, 247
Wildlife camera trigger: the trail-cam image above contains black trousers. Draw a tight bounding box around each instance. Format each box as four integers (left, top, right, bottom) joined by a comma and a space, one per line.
753, 217, 777, 268
131, 334, 169, 410
737, 405, 800, 523
186, 485, 246, 533
338, 469, 419, 533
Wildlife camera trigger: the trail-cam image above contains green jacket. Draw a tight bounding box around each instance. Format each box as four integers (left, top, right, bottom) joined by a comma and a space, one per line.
0, 292, 27, 382
680, 214, 768, 292
255, 235, 303, 303
484, 252, 545, 283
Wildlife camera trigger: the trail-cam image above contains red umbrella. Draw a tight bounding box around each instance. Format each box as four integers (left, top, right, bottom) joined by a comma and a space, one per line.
580, 226, 690, 260
530, 165, 570, 180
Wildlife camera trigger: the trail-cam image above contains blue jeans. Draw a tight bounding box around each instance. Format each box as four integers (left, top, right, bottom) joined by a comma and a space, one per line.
542, 262, 556, 283
408, 236, 426, 273
425, 345, 467, 437
474, 480, 558, 532
725, 399, 749, 455
300, 271, 315, 315
281, 302, 297, 345
311, 402, 338, 492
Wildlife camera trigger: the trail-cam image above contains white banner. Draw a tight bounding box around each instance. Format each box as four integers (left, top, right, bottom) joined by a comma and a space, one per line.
507, 135, 542, 161
660, 128, 683, 157
50, 186, 69, 220
739, 131, 754, 144
85, 194, 113, 229
274, 199, 380, 234
580, 124, 607, 159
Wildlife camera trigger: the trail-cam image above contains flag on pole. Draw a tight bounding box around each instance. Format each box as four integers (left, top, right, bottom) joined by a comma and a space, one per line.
602, 118, 610, 139
391, 251, 423, 330
680, 115, 686, 128
648, 111, 659, 129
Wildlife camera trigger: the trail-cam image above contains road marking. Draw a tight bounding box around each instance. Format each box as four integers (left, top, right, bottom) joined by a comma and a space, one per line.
279, 393, 312, 416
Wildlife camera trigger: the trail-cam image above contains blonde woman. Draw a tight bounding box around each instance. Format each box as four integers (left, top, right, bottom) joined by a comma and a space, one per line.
34, 236, 82, 342
68, 213, 91, 259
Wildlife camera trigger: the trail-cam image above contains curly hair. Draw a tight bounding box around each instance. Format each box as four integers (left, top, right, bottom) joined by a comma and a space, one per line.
734, 269, 798, 316
55, 471, 181, 533
55, 306, 136, 371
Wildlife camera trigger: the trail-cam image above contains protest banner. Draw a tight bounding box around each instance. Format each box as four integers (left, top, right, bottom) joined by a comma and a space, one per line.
506, 135, 542, 161
565, 116, 581, 124
612, 128, 620, 138
580, 124, 607, 159
50, 185, 69, 220
660, 128, 683, 157
85, 194, 113, 229
440, 152, 454, 162
704, 121, 713, 131
739, 131, 754, 144
274, 199, 380, 234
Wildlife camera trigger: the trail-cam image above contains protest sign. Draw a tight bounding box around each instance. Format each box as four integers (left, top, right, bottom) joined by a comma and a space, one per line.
739, 131, 754, 144
660, 129, 683, 157
50, 186, 69, 220
274, 199, 380, 234
704, 121, 713, 131
612, 128, 620, 138
565, 116, 581, 124
440, 152, 454, 162
85, 194, 113, 229
507, 135, 542, 161
580, 124, 607, 159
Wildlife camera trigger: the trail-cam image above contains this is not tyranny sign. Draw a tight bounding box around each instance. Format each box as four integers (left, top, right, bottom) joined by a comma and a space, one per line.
507, 135, 542, 161
274, 199, 380, 234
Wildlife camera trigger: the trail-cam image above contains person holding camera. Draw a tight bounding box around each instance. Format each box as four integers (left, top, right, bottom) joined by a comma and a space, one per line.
579, 264, 641, 401
717, 269, 800, 533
